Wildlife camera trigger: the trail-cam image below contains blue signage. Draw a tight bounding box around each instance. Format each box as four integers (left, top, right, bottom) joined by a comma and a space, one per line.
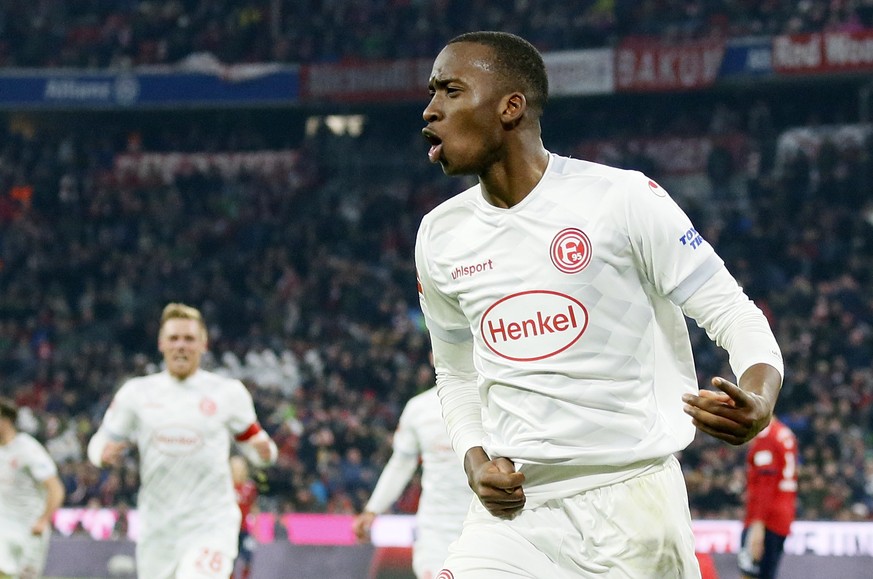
0, 67, 300, 109
719, 37, 773, 77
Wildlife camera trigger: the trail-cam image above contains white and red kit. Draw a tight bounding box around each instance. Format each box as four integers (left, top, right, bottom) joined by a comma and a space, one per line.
744, 417, 798, 536
0, 432, 58, 577
364, 387, 473, 578
96, 369, 263, 579
415, 153, 783, 577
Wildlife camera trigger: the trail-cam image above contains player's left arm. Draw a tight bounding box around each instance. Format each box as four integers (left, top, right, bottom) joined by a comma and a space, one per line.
228, 380, 278, 467
620, 175, 782, 445
235, 423, 278, 468
32, 475, 65, 535
679, 267, 783, 445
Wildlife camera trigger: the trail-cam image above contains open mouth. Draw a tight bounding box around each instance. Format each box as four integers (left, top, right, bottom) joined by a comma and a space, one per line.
422, 129, 443, 163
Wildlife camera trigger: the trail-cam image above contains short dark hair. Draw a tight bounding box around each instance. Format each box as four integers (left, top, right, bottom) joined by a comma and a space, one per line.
0, 397, 18, 424
448, 31, 549, 115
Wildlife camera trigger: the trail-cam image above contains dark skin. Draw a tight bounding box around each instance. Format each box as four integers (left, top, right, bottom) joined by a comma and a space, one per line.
422, 41, 782, 519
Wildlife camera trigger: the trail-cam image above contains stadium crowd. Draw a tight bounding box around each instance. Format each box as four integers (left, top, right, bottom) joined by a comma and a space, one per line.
0, 0, 872, 68
1, 0, 873, 535
1, 88, 872, 529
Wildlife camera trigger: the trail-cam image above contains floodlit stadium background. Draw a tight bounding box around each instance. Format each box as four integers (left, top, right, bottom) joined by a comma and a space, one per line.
2, 2, 873, 578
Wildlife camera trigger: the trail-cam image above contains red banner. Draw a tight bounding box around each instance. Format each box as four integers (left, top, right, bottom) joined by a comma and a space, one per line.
773, 29, 873, 74
301, 58, 432, 103
615, 39, 726, 91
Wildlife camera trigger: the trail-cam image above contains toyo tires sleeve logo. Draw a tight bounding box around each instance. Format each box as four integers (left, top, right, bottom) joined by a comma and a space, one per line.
480, 290, 588, 361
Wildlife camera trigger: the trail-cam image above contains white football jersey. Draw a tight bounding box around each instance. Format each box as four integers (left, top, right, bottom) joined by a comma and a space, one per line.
0, 432, 58, 531
393, 388, 472, 531
99, 369, 256, 545
416, 153, 724, 467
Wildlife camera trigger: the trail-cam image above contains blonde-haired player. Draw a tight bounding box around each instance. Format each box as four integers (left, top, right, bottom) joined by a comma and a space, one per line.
0, 397, 65, 579
88, 303, 277, 579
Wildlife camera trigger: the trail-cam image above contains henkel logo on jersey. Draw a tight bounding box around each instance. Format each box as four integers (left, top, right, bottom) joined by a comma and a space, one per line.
550, 228, 592, 274
151, 426, 204, 456
480, 290, 589, 361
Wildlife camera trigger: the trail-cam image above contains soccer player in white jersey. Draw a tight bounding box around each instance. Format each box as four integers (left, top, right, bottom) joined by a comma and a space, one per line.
415, 31, 784, 578
353, 386, 473, 579
0, 397, 65, 579
87, 303, 278, 579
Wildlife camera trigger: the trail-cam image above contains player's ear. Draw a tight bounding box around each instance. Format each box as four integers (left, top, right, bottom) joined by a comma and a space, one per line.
500, 92, 526, 127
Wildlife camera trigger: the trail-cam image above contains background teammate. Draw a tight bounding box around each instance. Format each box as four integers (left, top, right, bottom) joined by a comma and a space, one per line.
415, 31, 783, 577
87, 303, 278, 579
739, 416, 798, 579
0, 397, 65, 579
353, 386, 473, 579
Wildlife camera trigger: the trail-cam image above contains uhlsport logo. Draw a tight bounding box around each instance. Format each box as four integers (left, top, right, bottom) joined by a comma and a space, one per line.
480, 290, 588, 361
550, 228, 592, 274
436, 570, 454, 579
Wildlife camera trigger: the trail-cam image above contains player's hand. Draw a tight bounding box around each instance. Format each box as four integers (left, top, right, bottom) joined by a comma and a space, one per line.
101, 440, 129, 466
682, 376, 772, 445
465, 448, 525, 519
30, 518, 47, 535
352, 511, 377, 542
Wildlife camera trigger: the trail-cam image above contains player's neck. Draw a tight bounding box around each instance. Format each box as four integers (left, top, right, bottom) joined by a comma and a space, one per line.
479, 145, 549, 209
0, 427, 14, 445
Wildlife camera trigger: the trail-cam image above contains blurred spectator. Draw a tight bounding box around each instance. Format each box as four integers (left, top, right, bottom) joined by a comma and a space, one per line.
0, 1, 871, 68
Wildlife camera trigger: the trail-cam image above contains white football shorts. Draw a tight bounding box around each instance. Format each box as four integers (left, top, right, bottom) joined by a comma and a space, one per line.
0, 525, 50, 579
440, 455, 701, 578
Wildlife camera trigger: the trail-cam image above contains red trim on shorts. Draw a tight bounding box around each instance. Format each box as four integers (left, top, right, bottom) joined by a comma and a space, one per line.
235, 422, 262, 442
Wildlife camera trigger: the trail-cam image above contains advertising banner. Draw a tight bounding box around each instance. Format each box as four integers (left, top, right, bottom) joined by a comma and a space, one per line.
615, 39, 726, 91
52, 508, 873, 556
718, 37, 773, 77
300, 58, 433, 103
0, 65, 299, 109
544, 48, 615, 96
773, 29, 873, 74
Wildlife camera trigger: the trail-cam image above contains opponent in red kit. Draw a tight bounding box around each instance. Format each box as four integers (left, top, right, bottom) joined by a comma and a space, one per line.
739, 416, 798, 579
231, 455, 259, 579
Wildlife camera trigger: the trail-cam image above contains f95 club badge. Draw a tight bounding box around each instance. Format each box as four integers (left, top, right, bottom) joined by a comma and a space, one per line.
550, 227, 592, 274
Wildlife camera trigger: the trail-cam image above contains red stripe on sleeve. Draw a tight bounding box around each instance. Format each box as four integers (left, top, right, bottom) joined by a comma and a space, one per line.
235, 422, 262, 442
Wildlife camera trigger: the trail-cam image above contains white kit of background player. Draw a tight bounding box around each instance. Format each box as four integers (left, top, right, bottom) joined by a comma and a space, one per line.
88, 303, 277, 579
354, 386, 472, 578
0, 397, 65, 579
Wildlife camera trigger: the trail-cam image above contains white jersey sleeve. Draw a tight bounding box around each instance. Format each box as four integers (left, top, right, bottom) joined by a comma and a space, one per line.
24, 436, 58, 483
681, 266, 784, 380
0, 433, 58, 529
415, 221, 474, 343
621, 172, 723, 304
416, 217, 486, 460
225, 380, 259, 439
101, 379, 140, 441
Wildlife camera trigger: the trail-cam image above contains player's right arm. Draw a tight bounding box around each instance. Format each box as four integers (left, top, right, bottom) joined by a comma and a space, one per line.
416, 221, 524, 518
32, 475, 65, 535
87, 429, 129, 467
431, 335, 525, 518
87, 382, 137, 467
353, 450, 418, 541
355, 396, 423, 541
